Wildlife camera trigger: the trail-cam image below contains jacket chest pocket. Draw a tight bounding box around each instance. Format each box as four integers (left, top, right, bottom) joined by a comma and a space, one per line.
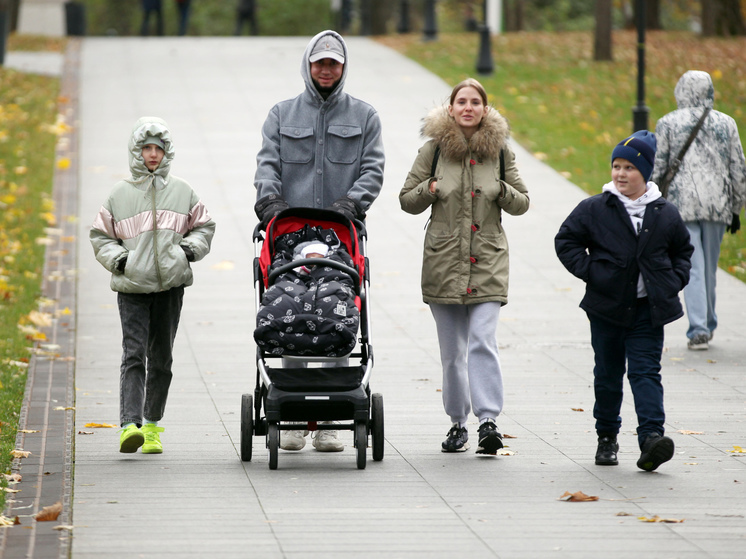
280, 127, 314, 164
326, 125, 362, 164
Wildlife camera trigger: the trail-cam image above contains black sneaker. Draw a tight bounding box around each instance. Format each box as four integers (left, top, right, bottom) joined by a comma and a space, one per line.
595, 434, 619, 466
637, 433, 674, 471
475, 421, 503, 455
441, 425, 469, 452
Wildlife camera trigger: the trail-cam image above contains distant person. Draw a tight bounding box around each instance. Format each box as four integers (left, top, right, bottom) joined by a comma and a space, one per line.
555, 131, 693, 471
399, 78, 530, 456
254, 30, 384, 451
90, 117, 215, 454
651, 70, 746, 351
175, 0, 191, 36
140, 0, 164, 36
235, 0, 258, 36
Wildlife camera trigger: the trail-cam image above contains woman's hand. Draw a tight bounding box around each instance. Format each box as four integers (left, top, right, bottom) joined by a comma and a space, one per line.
429, 180, 437, 194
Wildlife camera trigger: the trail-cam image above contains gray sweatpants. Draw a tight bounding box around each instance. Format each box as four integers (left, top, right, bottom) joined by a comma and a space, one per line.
429, 302, 504, 427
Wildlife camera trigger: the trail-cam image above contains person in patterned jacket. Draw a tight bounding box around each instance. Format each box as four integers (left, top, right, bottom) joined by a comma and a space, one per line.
90, 116, 215, 455
652, 70, 746, 351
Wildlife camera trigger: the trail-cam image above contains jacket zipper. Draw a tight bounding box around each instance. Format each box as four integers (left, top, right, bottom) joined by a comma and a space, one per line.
151, 186, 163, 291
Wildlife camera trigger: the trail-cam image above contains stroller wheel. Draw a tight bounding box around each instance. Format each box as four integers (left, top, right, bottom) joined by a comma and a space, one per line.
355, 421, 367, 470
371, 393, 384, 462
267, 421, 279, 470
240, 393, 253, 461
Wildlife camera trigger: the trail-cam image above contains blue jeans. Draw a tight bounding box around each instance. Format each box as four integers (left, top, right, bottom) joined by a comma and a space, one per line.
589, 300, 665, 448
118, 287, 184, 426
684, 221, 725, 339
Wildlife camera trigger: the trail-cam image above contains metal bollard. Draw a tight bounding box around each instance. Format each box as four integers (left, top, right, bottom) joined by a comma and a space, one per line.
475, 24, 493, 75
64, 1, 86, 36
423, 0, 437, 41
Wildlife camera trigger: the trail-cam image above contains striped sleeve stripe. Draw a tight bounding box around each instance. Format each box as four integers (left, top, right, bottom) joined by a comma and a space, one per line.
188, 200, 213, 229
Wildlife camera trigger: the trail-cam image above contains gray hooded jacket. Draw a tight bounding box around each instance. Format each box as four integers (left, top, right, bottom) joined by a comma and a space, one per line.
254, 30, 384, 213
651, 70, 746, 224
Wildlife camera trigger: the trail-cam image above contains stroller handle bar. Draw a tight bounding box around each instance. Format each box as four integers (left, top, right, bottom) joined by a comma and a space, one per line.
252, 215, 367, 242
267, 257, 360, 287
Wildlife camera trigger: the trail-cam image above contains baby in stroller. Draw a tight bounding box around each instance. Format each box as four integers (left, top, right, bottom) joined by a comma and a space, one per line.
254, 224, 360, 358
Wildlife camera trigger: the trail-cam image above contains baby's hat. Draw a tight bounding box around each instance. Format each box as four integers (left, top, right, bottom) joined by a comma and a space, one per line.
611, 130, 657, 181
301, 242, 329, 258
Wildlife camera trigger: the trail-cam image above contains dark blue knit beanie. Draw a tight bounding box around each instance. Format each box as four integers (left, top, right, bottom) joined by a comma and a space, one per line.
611, 130, 657, 182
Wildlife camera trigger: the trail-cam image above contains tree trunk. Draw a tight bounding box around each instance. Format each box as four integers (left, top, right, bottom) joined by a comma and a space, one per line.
702, 0, 716, 35
718, 0, 746, 35
503, 0, 525, 32
370, 0, 395, 34
646, 0, 661, 30
594, 0, 613, 61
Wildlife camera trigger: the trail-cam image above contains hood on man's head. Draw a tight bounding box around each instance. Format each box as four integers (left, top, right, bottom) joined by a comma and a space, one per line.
674, 70, 714, 110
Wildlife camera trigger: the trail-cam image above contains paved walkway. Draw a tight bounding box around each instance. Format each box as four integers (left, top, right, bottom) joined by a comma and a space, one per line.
3, 32, 746, 559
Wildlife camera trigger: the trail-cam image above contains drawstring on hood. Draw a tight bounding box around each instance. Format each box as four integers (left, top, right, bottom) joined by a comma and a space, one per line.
301, 30, 348, 105
127, 116, 175, 193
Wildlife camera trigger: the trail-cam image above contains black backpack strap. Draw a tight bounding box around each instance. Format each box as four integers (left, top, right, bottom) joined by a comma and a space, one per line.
430, 145, 440, 178
499, 148, 505, 182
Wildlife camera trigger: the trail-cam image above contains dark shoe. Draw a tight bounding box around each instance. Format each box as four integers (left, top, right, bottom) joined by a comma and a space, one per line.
441, 425, 469, 452
637, 433, 674, 471
687, 333, 709, 350
475, 421, 503, 455
595, 434, 619, 465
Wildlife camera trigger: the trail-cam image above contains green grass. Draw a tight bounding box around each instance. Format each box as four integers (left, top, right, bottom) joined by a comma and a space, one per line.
0, 56, 60, 510
378, 30, 746, 281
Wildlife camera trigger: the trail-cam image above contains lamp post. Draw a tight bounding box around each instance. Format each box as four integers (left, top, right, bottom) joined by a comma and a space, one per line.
423, 0, 437, 41
632, 0, 649, 131
476, 0, 494, 75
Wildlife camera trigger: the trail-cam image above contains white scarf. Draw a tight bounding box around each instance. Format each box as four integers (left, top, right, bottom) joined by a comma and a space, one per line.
602, 181, 662, 235
602, 181, 663, 298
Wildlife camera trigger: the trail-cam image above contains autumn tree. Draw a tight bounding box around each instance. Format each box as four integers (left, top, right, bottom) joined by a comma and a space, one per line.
594, 0, 613, 61
702, 0, 746, 36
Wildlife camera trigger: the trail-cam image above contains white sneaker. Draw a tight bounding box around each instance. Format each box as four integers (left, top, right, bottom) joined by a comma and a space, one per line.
312, 429, 344, 452
280, 429, 308, 451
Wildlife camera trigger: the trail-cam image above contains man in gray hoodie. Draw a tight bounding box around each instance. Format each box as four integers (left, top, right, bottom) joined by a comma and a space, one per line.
254, 30, 384, 227
652, 71, 746, 351
253, 30, 384, 452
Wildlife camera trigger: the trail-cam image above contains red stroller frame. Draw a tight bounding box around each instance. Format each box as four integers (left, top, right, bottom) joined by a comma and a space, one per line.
243, 208, 383, 470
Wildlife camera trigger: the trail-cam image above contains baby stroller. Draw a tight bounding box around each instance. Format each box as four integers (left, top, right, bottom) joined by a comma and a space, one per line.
242, 207, 383, 469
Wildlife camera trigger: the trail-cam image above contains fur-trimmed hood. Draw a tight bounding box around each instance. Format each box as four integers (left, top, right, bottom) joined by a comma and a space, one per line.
421, 105, 510, 161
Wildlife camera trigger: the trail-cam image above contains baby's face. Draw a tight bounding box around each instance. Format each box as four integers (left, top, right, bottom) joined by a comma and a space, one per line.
306, 252, 325, 259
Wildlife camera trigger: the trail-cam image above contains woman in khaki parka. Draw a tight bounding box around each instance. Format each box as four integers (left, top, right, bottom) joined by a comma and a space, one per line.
400, 78, 530, 455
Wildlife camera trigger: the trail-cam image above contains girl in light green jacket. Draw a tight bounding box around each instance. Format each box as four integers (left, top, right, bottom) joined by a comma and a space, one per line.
400, 79, 529, 456
91, 117, 215, 455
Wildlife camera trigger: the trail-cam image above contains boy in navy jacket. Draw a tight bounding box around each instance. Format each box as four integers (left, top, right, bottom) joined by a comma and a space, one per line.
555, 131, 693, 471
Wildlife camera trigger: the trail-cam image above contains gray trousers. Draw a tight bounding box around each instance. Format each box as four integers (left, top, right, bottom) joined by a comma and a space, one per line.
429, 302, 504, 427
118, 287, 184, 426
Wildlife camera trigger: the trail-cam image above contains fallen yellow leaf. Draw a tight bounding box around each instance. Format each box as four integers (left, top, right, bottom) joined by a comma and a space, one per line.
56, 157, 71, 170
638, 515, 685, 523
728, 446, 745, 454
677, 430, 704, 435
10, 449, 31, 458
84, 422, 117, 428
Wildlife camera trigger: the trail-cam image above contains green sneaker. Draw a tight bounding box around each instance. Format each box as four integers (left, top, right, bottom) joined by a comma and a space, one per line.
119, 425, 144, 453
141, 424, 165, 454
